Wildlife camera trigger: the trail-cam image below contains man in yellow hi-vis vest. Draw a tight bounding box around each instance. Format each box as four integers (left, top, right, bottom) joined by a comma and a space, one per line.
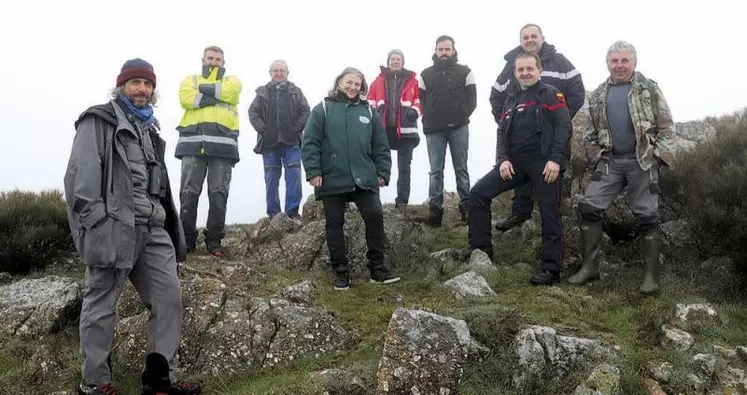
176, 46, 242, 257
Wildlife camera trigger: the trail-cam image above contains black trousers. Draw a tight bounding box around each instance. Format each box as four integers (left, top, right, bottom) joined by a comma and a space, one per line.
468, 154, 563, 272
386, 127, 419, 206
322, 188, 385, 274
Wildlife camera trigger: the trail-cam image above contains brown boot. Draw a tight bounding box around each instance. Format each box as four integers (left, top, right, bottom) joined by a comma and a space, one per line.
413, 206, 443, 227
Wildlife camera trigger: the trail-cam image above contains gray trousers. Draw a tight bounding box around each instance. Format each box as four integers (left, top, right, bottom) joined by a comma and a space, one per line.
179, 156, 233, 248
80, 225, 182, 384
577, 156, 660, 231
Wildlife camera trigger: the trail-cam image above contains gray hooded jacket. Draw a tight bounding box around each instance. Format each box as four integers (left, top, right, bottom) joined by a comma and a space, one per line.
64, 100, 186, 269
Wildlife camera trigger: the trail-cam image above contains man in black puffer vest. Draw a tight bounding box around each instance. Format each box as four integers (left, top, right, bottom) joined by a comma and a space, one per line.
414, 35, 477, 226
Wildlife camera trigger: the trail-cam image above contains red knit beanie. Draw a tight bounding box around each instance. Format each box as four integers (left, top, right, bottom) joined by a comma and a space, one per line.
116, 58, 157, 88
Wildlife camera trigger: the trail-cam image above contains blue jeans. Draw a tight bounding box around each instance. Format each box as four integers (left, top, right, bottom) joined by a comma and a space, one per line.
425, 125, 470, 208
262, 144, 302, 217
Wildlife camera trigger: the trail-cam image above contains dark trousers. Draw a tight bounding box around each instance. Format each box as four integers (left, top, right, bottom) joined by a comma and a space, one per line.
468, 155, 563, 272
322, 188, 385, 274
510, 127, 573, 219
390, 133, 419, 205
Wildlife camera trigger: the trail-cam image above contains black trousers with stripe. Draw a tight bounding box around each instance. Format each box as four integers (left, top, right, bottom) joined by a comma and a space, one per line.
468, 153, 563, 272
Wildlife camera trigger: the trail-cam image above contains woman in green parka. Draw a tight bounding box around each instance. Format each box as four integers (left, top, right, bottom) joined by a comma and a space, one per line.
301, 67, 399, 290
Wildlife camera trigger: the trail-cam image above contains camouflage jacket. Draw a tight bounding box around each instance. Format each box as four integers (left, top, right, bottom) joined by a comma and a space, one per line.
583, 71, 676, 171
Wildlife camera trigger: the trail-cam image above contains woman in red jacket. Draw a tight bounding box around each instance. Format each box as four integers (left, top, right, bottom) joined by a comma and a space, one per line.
367, 50, 422, 213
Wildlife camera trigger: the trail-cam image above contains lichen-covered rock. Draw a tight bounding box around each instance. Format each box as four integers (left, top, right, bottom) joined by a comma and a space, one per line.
646, 361, 675, 383
688, 353, 716, 393
375, 308, 472, 394
114, 275, 356, 376
675, 303, 718, 326
574, 363, 621, 395
0, 276, 81, 338
513, 325, 610, 391
443, 270, 496, 300
278, 280, 314, 305
660, 325, 694, 351
27, 344, 67, 383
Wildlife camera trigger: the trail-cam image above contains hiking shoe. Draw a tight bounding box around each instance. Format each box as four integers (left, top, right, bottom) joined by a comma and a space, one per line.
494, 214, 530, 232
530, 269, 560, 286
78, 381, 118, 395
206, 242, 225, 258
334, 273, 350, 290
370, 267, 401, 284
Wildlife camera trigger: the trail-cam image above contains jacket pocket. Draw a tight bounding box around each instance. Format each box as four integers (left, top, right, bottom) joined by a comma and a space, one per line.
322, 152, 337, 174
75, 204, 120, 269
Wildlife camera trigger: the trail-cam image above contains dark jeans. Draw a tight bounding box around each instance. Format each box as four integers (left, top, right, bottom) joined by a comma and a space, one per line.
391, 133, 419, 205
322, 188, 385, 274
468, 154, 563, 272
262, 143, 302, 217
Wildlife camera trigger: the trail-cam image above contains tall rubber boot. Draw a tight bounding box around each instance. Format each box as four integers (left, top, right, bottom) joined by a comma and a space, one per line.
640, 230, 661, 294
567, 220, 603, 285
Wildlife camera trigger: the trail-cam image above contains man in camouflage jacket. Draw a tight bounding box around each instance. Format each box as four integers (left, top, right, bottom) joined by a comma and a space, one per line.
568, 40, 676, 294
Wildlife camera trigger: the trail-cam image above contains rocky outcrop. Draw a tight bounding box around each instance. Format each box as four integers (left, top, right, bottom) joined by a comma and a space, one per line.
443, 270, 496, 300
513, 325, 612, 391
113, 274, 358, 376
0, 276, 81, 338
236, 204, 426, 278
574, 363, 621, 395
375, 308, 477, 394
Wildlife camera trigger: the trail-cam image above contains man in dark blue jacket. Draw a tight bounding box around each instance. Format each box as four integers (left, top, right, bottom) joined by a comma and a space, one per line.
490, 24, 584, 231
469, 51, 570, 285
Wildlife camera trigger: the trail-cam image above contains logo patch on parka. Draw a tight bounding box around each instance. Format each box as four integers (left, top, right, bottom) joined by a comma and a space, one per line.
556, 91, 566, 103
359, 116, 370, 124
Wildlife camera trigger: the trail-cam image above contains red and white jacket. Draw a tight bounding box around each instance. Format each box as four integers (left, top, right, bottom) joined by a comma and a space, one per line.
367, 67, 421, 138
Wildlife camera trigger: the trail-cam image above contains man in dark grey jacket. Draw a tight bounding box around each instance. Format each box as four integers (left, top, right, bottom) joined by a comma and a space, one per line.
64, 58, 200, 395
249, 59, 310, 219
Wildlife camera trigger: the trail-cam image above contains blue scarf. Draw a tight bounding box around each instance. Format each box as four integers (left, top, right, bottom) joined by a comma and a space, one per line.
118, 94, 156, 127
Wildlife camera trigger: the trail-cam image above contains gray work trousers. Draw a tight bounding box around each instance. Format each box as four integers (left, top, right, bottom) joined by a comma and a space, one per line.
179, 156, 233, 248
80, 225, 182, 385
577, 156, 661, 231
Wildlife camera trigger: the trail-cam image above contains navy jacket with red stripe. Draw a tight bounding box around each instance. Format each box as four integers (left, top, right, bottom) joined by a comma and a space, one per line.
496, 81, 570, 169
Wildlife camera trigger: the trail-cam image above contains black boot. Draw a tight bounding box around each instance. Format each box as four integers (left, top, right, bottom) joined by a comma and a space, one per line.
640, 229, 661, 294
370, 265, 401, 284
567, 220, 603, 285
413, 206, 443, 227
141, 353, 201, 395
494, 214, 529, 232
332, 263, 350, 290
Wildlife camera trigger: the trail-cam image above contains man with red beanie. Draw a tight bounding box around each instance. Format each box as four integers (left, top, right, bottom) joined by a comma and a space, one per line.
64, 57, 201, 395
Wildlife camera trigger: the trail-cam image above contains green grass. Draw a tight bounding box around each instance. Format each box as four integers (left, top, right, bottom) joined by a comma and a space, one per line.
2, 197, 747, 394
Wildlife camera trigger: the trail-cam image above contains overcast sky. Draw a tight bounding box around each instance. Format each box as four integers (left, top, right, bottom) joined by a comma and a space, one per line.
2, 0, 744, 227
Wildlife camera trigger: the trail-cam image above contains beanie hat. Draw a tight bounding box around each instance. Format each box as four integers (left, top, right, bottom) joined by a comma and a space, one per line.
387, 49, 405, 66
116, 58, 157, 88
